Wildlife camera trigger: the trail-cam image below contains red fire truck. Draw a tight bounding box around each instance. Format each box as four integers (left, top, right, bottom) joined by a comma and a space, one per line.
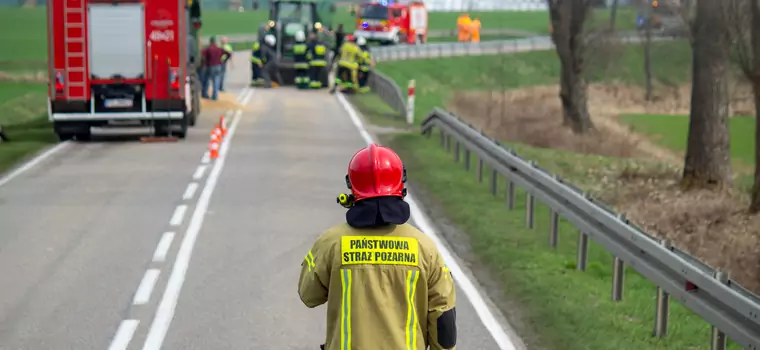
353, 0, 428, 45
47, 0, 202, 141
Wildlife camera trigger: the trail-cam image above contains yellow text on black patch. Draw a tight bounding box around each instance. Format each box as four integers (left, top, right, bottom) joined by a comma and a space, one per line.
341, 236, 419, 267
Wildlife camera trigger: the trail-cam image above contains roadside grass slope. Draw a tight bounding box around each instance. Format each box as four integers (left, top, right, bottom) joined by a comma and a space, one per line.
352, 38, 752, 349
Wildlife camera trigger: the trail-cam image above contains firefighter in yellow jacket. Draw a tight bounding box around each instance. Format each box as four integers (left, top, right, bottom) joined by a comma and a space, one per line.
298, 143, 457, 350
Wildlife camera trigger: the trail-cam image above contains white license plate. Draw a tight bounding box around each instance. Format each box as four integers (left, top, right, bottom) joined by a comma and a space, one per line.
104, 99, 133, 108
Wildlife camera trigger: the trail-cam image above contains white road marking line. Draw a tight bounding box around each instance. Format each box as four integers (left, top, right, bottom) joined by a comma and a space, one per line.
152, 232, 176, 263
169, 205, 187, 226
133, 269, 161, 305
192, 165, 207, 180
182, 182, 198, 200
335, 92, 519, 350
142, 90, 251, 350
0, 142, 70, 188
107, 319, 140, 350
201, 152, 210, 164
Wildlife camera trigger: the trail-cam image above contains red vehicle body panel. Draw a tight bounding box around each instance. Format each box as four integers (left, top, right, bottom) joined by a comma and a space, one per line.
47, 0, 187, 104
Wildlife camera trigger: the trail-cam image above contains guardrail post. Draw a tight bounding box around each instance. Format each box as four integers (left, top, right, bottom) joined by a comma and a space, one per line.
526, 191, 535, 229
445, 134, 451, 152
439, 129, 445, 147
454, 141, 460, 162
406, 80, 415, 125
477, 159, 484, 183
549, 210, 559, 248
576, 231, 588, 271
653, 239, 672, 338
506, 179, 515, 209
490, 169, 497, 195
464, 149, 471, 170
612, 256, 625, 301
710, 270, 729, 350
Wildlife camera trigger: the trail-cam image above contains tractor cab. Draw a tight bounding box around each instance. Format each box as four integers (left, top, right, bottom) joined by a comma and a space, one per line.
269, 0, 326, 58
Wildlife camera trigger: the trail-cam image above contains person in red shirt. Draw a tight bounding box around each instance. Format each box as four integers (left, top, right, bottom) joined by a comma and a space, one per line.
200, 36, 232, 100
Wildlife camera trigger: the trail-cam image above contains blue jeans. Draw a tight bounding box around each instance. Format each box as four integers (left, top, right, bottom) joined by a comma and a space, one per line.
202, 65, 223, 100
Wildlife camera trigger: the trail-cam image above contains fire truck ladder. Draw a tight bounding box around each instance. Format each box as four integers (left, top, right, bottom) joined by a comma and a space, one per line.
63, 0, 87, 100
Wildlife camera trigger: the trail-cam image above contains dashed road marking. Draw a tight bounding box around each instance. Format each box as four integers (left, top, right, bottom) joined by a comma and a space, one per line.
140, 88, 253, 350
182, 182, 198, 200
152, 232, 175, 263
169, 205, 187, 226
192, 165, 207, 180
105, 87, 252, 350
108, 319, 139, 350
133, 269, 161, 305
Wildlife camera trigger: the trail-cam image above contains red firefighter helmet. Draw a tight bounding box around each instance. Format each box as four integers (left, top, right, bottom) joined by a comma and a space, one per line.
345, 144, 407, 202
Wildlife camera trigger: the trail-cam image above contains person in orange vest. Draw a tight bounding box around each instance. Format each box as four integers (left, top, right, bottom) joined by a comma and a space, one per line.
457, 13, 471, 42
470, 17, 482, 43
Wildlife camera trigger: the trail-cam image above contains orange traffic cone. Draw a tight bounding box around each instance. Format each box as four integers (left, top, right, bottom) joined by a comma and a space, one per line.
209, 133, 221, 159
219, 115, 227, 136
211, 124, 223, 140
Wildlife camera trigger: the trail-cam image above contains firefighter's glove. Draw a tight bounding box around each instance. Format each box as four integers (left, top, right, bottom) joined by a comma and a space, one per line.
337, 193, 354, 208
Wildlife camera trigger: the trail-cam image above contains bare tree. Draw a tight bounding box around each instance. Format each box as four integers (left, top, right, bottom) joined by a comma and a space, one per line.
725, 0, 760, 212
681, 0, 733, 190
637, 1, 655, 101
609, 0, 620, 31
548, 0, 595, 133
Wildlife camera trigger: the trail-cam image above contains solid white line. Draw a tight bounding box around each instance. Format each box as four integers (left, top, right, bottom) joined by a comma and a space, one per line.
335, 92, 518, 350
107, 319, 139, 350
133, 269, 161, 305
201, 152, 210, 164
182, 182, 198, 200
0, 142, 70, 188
152, 232, 176, 263
169, 205, 187, 226
192, 165, 207, 180
142, 90, 250, 350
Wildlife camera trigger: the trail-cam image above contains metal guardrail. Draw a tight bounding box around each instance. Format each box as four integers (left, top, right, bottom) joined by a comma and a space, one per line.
368, 71, 406, 117
367, 32, 679, 118
420, 108, 760, 350
204, 27, 536, 44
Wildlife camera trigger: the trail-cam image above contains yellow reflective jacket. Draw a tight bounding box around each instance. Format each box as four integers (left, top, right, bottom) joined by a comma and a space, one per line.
298, 222, 457, 350
339, 42, 361, 65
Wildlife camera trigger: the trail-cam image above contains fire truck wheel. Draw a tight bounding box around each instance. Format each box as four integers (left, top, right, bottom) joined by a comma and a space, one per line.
56, 132, 74, 142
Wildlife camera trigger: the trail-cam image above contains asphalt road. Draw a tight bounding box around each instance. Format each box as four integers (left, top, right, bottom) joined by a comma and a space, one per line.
0, 53, 520, 349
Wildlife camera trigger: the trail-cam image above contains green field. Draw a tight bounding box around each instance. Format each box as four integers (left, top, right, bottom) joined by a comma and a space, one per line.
622, 114, 756, 167
371, 40, 692, 125
345, 35, 748, 349
0, 6, 639, 67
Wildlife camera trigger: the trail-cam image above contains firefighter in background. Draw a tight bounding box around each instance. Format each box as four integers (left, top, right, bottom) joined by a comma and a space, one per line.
292, 31, 310, 89
250, 39, 265, 86
220, 36, 234, 91
306, 32, 328, 89
331, 35, 360, 94
356, 36, 373, 93
298, 143, 458, 350
457, 13, 472, 42
470, 17, 482, 43
261, 34, 283, 88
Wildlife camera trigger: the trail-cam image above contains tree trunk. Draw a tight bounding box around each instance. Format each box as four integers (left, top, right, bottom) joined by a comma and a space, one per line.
609, 0, 619, 31
681, 0, 732, 190
643, 10, 653, 101
748, 0, 760, 213
750, 87, 760, 212
549, 0, 595, 134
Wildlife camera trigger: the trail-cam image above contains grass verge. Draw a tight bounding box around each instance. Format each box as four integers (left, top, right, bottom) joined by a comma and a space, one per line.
0, 82, 56, 174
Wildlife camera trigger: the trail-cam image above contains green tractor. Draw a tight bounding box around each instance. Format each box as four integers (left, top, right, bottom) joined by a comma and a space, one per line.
264, 0, 337, 86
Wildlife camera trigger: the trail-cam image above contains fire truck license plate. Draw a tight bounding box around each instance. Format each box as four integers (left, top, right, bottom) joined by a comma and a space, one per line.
104, 99, 133, 108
